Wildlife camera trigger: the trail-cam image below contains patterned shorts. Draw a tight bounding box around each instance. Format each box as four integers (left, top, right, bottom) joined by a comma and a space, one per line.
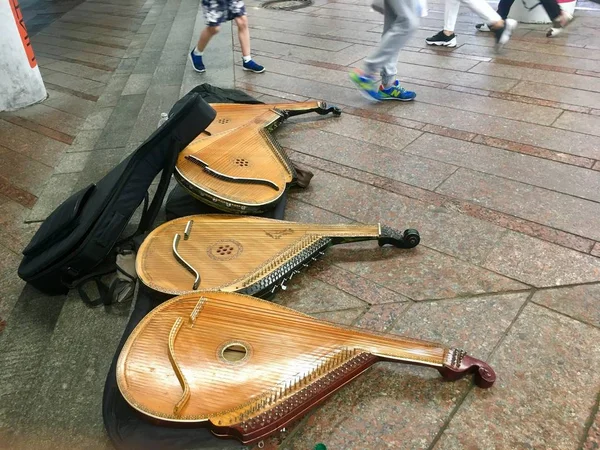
202, 0, 246, 26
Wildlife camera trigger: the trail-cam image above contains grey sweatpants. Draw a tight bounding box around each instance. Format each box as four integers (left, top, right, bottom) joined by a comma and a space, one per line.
364, 0, 420, 85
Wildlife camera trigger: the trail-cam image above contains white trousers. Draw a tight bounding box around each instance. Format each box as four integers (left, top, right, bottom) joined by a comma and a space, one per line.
443, 0, 501, 31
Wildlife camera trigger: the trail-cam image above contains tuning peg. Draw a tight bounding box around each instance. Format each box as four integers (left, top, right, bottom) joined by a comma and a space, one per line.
280, 280, 288, 290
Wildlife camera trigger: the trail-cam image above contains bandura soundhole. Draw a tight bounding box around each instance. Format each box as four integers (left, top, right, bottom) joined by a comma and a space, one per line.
207, 240, 243, 260
233, 158, 250, 167
116, 292, 496, 445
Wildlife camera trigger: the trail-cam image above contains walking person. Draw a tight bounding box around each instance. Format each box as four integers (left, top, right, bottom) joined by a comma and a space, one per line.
425, 0, 517, 49
189, 0, 265, 74
475, 0, 574, 37
349, 0, 421, 101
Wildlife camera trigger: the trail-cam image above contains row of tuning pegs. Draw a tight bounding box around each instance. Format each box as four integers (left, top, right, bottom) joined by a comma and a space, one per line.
270, 251, 326, 294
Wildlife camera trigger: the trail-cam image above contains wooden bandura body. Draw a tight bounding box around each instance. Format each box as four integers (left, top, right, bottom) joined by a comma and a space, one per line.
174, 101, 341, 214
135, 215, 420, 298
116, 292, 496, 445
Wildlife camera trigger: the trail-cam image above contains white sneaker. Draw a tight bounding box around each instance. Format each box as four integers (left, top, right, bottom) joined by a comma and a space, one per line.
495, 18, 518, 50
475, 23, 491, 32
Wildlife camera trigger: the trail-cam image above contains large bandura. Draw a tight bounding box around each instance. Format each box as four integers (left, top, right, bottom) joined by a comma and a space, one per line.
116, 291, 496, 445
174, 101, 341, 214
135, 215, 420, 298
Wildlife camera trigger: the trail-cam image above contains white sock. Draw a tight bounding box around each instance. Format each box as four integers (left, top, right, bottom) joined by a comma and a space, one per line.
242, 55, 252, 63
193, 47, 203, 56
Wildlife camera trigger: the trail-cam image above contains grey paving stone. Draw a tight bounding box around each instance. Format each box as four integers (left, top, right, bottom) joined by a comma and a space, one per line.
279, 128, 457, 191
404, 133, 600, 203
553, 110, 600, 137
94, 94, 145, 149
27, 172, 82, 221
80, 107, 114, 130
128, 85, 180, 143
484, 231, 600, 287
436, 168, 600, 241
469, 61, 600, 94
152, 63, 186, 86
55, 151, 92, 173
95, 73, 130, 107
131, 50, 161, 73
437, 304, 600, 450
121, 73, 153, 95
512, 80, 600, 110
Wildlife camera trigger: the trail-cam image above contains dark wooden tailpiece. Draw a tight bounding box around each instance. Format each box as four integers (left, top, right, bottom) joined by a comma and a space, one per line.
437, 354, 496, 388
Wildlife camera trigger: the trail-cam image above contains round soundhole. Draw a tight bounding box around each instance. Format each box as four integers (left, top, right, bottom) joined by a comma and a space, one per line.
207, 239, 243, 260
233, 158, 249, 167
218, 341, 251, 364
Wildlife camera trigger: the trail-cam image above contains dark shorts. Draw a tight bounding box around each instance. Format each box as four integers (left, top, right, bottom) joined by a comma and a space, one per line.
202, 0, 246, 26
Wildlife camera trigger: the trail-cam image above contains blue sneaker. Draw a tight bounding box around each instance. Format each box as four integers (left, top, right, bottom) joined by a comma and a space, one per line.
378, 80, 416, 101
242, 59, 265, 73
349, 68, 380, 101
189, 50, 205, 73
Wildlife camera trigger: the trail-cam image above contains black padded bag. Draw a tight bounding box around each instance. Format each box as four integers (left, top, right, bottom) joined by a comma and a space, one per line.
17, 93, 216, 297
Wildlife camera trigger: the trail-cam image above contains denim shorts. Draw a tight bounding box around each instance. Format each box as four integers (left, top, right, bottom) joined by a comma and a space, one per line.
202, 0, 246, 26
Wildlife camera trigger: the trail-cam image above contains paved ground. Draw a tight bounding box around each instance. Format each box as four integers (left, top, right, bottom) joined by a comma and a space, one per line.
1, 0, 600, 448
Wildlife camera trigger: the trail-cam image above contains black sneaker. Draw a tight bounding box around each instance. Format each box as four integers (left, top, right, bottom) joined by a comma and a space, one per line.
493, 18, 517, 50
425, 30, 457, 47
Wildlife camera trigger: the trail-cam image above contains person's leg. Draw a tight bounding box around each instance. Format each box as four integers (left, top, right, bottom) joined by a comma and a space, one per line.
190, 26, 220, 72
476, 0, 515, 30
425, 0, 459, 47
497, 0, 515, 19
196, 26, 220, 52
229, 2, 264, 73
461, 0, 518, 48
189, 0, 225, 72
235, 15, 250, 56
350, 0, 420, 100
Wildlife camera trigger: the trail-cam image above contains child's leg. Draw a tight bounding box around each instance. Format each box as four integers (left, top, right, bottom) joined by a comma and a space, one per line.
232, 13, 264, 72
234, 15, 251, 57
195, 25, 220, 53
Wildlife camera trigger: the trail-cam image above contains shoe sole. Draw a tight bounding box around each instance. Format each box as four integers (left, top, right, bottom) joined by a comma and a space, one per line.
189, 53, 205, 73
426, 39, 457, 48
242, 67, 265, 73
379, 96, 415, 102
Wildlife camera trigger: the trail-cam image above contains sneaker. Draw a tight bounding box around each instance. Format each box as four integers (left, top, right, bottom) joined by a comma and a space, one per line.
426, 30, 457, 47
349, 68, 380, 101
475, 23, 491, 32
242, 59, 265, 73
493, 18, 517, 50
189, 50, 205, 73
547, 11, 574, 37
378, 80, 416, 101
546, 27, 563, 38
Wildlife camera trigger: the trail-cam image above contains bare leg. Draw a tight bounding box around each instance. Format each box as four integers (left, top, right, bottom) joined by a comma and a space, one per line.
196, 25, 220, 52
234, 15, 250, 57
